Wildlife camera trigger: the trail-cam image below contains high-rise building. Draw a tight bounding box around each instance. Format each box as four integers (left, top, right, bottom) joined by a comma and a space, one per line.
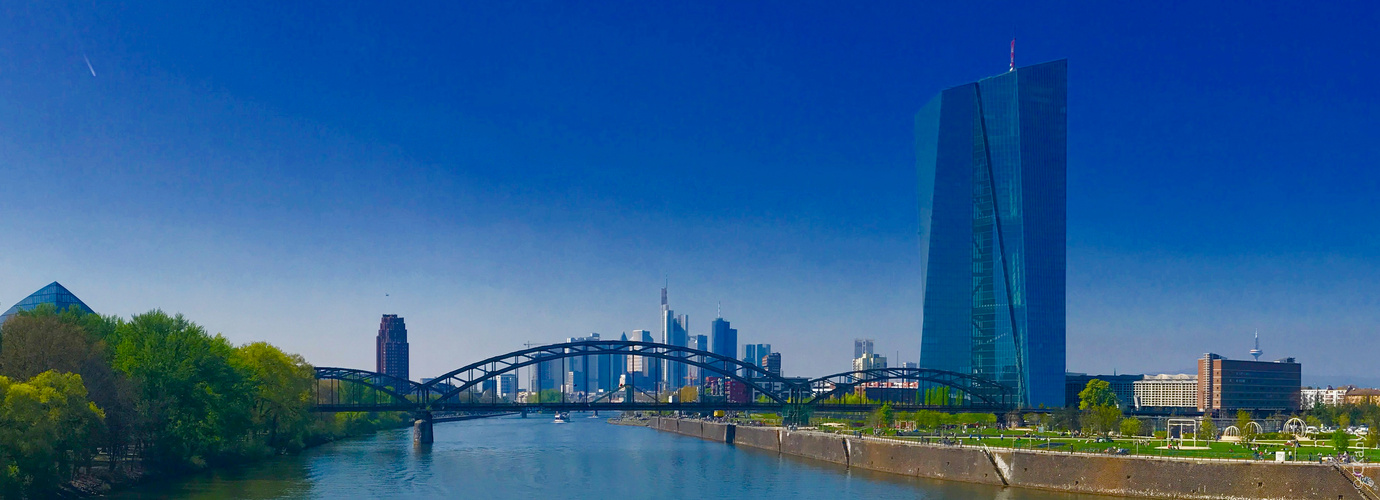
1, 281, 95, 325
688, 334, 709, 386
376, 314, 410, 382
853, 353, 887, 372
1133, 374, 1197, 409
763, 352, 782, 376
915, 60, 1068, 408
1197, 353, 1301, 413
661, 284, 690, 389
498, 374, 519, 401
627, 329, 658, 387
565, 333, 610, 394
709, 316, 738, 379
853, 339, 874, 360
744, 343, 772, 376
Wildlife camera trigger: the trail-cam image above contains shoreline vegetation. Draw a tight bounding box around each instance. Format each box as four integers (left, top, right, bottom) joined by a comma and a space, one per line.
0, 305, 408, 498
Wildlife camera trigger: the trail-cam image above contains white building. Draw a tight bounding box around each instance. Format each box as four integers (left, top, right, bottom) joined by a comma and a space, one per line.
1301, 386, 1350, 408
853, 353, 887, 371
1133, 374, 1197, 408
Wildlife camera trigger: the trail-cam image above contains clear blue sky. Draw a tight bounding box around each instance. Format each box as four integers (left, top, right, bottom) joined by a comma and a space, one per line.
2, 1, 1377, 383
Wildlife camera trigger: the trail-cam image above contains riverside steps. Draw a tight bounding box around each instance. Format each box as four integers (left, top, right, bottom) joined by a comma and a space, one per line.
643, 417, 1376, 500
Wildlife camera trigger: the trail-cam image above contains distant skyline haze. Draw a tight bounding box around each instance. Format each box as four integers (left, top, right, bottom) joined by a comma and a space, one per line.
1, 1, 1376, 384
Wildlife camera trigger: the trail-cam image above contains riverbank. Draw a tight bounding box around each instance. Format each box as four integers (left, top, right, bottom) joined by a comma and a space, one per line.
59, 418, 416, 498
642, 417, 1380, 500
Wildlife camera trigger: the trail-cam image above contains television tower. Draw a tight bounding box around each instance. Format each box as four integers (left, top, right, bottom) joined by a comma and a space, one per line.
1249, 331, 1263, 361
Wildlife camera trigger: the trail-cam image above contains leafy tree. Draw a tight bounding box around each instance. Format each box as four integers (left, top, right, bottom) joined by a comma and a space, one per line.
0, 307, 137, 467
1120, 417, 1143, 437
869, 403, 895, 428
1199, 418, 1217, 441
0, 371, 105, 498
1236, 410, 1258, 443
1078, 379, 1118, 410
235, 342, 315, 453
1365, 417, 1380, 449
1305, 415, 1323, 430
1332, 429, 1351, 453
111, 311, 255, 469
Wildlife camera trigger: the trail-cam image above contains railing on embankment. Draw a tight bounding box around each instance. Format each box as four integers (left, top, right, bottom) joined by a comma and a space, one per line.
642, 417, 1372, 500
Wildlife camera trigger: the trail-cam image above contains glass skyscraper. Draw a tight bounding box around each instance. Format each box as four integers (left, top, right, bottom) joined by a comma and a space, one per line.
915, 60, 1067, 408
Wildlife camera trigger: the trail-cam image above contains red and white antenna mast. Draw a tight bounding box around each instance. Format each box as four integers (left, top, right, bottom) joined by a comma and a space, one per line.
1009, 38, 1015, 72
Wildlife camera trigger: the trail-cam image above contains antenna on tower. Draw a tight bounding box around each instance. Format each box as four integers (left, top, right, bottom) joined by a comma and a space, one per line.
717, 301, 722, 319
1250, 330, 1263, 361
1009, 37, 1016, 72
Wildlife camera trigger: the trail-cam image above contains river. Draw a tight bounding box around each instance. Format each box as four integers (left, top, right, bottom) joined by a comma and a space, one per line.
111, 414, 1129, 499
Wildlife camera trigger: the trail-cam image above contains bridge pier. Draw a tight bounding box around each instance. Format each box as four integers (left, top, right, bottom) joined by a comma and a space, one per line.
414, 411, 434, 445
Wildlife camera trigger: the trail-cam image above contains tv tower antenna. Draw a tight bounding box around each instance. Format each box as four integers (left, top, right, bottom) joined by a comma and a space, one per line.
1009, 38, 1015, 72
1249, 330, 1263, 361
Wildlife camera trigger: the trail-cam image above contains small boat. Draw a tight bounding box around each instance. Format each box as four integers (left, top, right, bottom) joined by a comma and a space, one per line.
553, 412, 570, 423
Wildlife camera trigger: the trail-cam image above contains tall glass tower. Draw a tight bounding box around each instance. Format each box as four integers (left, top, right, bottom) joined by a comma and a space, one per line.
915, 60, 1067, 408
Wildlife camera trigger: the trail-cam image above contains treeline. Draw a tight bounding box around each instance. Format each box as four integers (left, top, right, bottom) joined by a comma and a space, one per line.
0, 305, 404, 498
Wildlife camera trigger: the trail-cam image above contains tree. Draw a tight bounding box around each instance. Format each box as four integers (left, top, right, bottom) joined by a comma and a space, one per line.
1366, 417, 1380, 449
235, 342, 315, 453
1120, 417, 1143, 437
869, 403, 895, 429
0, 371, 105, 497
111, 311, 255, 469
1199, 418, 1217, 441
1305, 415, 1323, 430
1332, 429, 1351, 453
1078, 379, 1118, 410
1079, 380, 1121, 435
1236, 410, 1258, 443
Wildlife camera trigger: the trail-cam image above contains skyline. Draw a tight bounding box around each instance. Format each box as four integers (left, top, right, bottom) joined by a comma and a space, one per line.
2, 2, 1378, 384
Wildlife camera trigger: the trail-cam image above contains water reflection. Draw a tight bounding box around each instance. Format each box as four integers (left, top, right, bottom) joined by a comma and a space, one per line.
113, 416, 1125, 500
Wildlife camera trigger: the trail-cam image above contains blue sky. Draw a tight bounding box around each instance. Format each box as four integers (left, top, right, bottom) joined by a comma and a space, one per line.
1, 1, 1377, 383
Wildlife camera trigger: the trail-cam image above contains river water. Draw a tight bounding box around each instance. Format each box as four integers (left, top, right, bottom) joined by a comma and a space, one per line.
111, 415, 1127, 499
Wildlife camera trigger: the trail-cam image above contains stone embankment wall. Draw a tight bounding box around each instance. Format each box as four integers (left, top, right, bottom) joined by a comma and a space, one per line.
643, 418, 1368, 500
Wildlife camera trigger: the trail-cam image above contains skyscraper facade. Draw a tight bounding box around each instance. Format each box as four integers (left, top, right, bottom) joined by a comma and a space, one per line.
627, 329, 658, 387
853, 339, 874, 360
915, 60, 1067, 408
744, 343, 771, 377
688, 334, 709, 386
763, 352, 782, 377
661, 284, 690, 389
376, 314, 410, 382
709, 316, 738, 378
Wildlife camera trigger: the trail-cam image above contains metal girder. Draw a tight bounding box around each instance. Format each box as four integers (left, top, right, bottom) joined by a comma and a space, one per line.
314, 366, 419, 405
805, 367, 1014, 407
418, 340, 797, 406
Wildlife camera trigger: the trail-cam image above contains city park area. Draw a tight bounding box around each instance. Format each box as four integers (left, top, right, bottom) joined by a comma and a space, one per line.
734, 379, 1380, 463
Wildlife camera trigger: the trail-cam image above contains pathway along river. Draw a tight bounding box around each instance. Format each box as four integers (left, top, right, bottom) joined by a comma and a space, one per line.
111, 415, 1130, 499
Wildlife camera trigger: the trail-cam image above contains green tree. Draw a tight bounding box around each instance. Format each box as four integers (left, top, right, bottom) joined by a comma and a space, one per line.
1199, 418, 1217, 441
1305, 415, 1323, 431
1236, 410, 1258, 443
1078, 379, 1118, 410
1332, 429, 1351, 453
235, 342, 315, 453
1120, 417, 1143, 437
869, 403, 895, 429
0, 371, 105, 497
111, 311, 255, 469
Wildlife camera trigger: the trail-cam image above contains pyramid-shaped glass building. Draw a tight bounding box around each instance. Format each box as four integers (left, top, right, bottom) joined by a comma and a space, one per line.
1, 281, 95, 324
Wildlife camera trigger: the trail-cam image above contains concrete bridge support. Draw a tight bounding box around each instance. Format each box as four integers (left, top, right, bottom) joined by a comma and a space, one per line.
414, 411, 434, 445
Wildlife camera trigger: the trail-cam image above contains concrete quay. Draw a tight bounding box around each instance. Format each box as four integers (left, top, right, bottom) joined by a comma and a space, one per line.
645, 417, 1376, 500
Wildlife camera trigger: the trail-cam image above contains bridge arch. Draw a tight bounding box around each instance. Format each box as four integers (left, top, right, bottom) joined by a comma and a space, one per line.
804, 367, 1014, 407
314, 367, 420, 407
419, 340, 798, 405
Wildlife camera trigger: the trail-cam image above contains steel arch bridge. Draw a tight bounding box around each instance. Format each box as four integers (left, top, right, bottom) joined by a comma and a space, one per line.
311, 340, 1019, 433
805, 367, 1015, 407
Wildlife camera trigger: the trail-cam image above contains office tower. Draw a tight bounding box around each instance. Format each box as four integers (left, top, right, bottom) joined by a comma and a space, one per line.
1197, 353, 1301, 413
376, 314, 410, 382
853, 353, 887, 371
498, 374, 519, 401
744, 343, 771, 378
915, 59, 1068, 407
763, 352, 782, 377
565, 333, 606, 393
853, 339, 874, 360
627, 329, 658, 387
613, 332, 630, 389
688, 334, 709, 386
709, 316, 738, 378
1, 281, 95, 325
661, 284, 690, 389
